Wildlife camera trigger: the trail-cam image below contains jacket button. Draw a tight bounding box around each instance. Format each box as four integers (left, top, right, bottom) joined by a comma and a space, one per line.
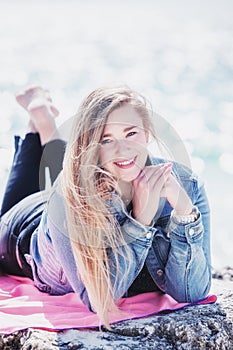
146, 232, 152, 239
189, 228, 195, 236
157, 269, 164, 276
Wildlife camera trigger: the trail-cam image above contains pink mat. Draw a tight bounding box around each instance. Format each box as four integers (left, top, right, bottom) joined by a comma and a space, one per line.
0, 275, 217, 334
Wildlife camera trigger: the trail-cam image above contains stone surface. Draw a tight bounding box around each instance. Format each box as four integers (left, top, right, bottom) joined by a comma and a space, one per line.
0, 277, 232, 350
212, 266, 233, 282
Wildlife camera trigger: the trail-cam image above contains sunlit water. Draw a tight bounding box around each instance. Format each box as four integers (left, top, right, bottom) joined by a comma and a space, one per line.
0, 0, 232, 269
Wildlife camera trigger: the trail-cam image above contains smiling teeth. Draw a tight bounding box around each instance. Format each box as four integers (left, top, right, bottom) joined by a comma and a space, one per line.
116, 158, 134, 165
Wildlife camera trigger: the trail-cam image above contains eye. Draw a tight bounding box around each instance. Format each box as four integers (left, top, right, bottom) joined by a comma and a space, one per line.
126, 131, 137, 137
101, 138, 113, 145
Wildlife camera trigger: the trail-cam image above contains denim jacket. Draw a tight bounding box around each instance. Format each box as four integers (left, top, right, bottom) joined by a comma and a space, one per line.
28, 157, 211, 311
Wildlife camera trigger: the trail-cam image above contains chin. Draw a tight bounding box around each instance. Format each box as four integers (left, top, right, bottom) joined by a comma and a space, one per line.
120, 170, 141, 182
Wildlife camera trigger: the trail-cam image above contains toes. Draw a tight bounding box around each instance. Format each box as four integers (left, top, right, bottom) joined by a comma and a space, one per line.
15, 86, 52, 109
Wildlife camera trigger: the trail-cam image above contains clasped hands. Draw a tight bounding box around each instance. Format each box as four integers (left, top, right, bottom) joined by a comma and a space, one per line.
132, 163, 193, 226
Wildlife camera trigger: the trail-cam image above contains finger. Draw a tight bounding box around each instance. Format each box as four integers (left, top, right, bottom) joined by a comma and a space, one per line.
133, 163, 172, 188
144, 164, 172, 188
133, 165, 168, 190
145, 163, 173, 181
150, 165, 172, 192
136, 164, 167, 183
160, 171, 173, 197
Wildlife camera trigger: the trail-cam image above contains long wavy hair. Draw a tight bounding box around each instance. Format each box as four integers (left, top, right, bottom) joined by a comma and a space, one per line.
61, 85, 157, 328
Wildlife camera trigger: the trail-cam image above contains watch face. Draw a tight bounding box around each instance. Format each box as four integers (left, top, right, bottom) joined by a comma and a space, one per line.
191, 206, 200, 220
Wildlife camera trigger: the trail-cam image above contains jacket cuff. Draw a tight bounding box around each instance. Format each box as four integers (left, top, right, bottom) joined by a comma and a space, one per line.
168, 214, 204, 244
122, 213, 157, 246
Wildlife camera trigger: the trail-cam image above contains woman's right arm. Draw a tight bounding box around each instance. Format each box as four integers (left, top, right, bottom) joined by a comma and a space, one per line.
46, 180, 92, 309
46, 178, 158, 304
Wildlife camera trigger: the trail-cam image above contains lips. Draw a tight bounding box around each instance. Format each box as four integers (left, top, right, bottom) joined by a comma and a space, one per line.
114, 156, 136, 169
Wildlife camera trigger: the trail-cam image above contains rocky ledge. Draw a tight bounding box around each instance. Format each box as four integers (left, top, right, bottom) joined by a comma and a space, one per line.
0, 273, 232, 350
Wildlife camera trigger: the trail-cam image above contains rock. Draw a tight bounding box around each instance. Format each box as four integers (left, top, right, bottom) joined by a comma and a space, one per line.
0, 277, 232, 350
212, 266, 233, 282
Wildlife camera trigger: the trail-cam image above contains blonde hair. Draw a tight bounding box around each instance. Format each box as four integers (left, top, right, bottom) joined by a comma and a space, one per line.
61, 85, 156, 329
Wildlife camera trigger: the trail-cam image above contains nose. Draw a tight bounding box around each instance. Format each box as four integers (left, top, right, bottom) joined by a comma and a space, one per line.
114, 139, 131, 155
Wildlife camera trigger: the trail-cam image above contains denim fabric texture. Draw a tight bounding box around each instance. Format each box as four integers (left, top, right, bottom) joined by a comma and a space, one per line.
28, 157, 211, 311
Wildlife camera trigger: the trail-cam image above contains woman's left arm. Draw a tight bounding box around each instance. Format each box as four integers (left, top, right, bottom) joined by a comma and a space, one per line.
164, 175, 212, 302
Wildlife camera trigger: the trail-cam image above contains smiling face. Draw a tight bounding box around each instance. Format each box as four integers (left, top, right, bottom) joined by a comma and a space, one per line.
99, 104, 149, 183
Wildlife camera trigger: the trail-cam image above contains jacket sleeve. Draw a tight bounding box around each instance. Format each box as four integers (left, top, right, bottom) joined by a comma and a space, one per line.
46, 178, 157, 309
106, 213, 158, 300
164, 177, 212, 302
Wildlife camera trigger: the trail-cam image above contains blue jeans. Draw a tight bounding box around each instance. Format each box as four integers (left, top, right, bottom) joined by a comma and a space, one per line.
0, 133, 65, 276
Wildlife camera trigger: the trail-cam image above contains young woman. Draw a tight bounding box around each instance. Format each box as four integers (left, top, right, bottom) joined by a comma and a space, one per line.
0, 85, 211, 329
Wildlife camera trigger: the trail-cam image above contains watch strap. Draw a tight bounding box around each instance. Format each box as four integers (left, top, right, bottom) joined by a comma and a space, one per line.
171, 205, 200, 224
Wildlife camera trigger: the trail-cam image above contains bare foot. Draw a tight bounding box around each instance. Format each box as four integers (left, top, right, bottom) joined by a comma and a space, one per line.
15, 85, 59, 117
16, 86, 60, 145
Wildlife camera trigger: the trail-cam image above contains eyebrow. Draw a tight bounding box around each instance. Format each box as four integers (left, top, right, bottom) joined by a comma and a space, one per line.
102, 125, 137, 138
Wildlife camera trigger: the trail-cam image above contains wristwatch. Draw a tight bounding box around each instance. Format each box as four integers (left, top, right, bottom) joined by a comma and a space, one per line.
171, 206, 200, 224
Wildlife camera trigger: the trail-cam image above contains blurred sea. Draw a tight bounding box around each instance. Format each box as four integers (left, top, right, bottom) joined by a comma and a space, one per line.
0, 0, 232, 269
